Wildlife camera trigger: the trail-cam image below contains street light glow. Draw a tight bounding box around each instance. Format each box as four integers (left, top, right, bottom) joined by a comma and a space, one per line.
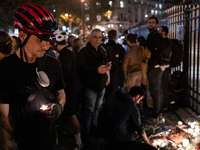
65, 13, 68, 17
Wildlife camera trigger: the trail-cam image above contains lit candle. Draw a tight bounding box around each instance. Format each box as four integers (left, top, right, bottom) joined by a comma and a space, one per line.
182, 139, 189, 147
161, 142, 166, 147
177, 144, 182, 148
188, 128, 193, 134
178, 121, 183, 125
40, 105, 48, 110
191, 123, 195, 129
195, 126, 199, 133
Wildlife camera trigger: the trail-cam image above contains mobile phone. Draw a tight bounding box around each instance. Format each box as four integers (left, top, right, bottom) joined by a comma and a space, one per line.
107, 61, 112, 66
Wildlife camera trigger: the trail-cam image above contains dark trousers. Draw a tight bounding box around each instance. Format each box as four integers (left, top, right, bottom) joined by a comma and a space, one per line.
162, 67, 170, 108
147, 68, 163, 118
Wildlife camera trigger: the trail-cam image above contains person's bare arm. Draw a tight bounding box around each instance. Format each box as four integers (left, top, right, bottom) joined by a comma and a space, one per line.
55, 89, 66, 110
140, 132, 151, 145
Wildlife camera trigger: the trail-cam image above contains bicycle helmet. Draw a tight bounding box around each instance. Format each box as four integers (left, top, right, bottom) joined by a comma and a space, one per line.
14, 3, 58, 35
54, 31, 67, 43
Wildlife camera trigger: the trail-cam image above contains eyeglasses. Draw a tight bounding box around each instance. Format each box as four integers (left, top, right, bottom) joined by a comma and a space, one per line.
147, 21, 156, 24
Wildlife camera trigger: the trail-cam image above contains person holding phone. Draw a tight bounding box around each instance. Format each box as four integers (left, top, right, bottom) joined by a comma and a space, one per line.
77, 28, 111, 149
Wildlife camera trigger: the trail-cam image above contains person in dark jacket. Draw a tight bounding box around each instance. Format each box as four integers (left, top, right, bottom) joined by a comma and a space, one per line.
98, 86, 156, 150
147, 16, 164, 122
158, 26, 173, 110
54, 31, 83, 150
77, 28, 111, 149
103, 30, 125, 98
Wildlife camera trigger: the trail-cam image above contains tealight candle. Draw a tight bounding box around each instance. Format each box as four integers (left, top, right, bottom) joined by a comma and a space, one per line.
161, 142, 166, 147
177, 144, 182, 148
188, 128, 193, 134
182, 139, 189, 147
195, 126, 199, 133
191, 123, 195, 129
178, 121, 183, 125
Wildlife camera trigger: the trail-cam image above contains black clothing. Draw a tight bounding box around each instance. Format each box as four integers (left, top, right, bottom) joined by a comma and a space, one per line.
46, 47, 56, 58
161, 38, 173, 65
0, 53, 65, 150
59, 47, 81, 115
99, 90, 144, 143
103, 40, 125, 97
147, 29, 163, 71
77, 42, 108, 91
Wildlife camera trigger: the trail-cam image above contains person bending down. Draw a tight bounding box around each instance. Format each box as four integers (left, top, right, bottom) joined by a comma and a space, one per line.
98, 86, 156, 150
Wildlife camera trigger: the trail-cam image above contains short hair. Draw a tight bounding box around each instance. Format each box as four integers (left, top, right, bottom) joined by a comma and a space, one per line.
136, 36, 146, 47
91, 28, 102, 37
108, 30, 117, 40
67, 35, 75, 46
127, 33, 137, 44
161, 26, 168, 35
128, 86, 145, 98
124, 30, 128, 35
0, 31, 13, 54
148, 16, 159, 24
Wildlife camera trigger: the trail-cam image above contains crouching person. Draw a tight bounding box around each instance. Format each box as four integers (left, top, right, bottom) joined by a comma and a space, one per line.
98, 86, 156, 150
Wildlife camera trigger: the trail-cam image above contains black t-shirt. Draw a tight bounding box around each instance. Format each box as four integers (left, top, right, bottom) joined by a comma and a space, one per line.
0, 53, 65, 150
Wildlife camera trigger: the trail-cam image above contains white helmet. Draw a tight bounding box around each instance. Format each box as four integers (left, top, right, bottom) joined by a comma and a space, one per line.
54, 31, 67, 42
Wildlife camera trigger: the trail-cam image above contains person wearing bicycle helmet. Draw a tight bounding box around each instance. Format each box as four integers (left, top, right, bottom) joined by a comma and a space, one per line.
54, 31, 83, 150
0, 4, 66, 150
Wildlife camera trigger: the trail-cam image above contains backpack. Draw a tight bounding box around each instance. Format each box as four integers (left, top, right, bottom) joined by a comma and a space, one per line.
168, 71, 187, 110
170, 39, 184, 67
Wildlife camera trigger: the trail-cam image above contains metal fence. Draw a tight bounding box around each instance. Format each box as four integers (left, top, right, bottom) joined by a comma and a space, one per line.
163, 2, 200, 114
129, 1, 200, 114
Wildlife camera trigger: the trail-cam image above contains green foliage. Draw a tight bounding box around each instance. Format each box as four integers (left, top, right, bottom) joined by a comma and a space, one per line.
0, 0, 55, 31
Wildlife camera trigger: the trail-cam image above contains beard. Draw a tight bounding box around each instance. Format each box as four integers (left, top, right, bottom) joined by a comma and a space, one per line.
148, 27, 156, 32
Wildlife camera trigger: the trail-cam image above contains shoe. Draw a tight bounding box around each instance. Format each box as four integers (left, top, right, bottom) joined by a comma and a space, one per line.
72, 143, 84, 150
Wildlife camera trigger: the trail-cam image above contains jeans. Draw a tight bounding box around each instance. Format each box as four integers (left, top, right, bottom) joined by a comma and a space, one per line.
81, 88, 105, 135
147, 68, 163, 118
162, 67, 170, 108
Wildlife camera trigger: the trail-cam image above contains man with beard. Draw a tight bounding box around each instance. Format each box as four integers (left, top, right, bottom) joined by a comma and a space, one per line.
146, 16, 164, 123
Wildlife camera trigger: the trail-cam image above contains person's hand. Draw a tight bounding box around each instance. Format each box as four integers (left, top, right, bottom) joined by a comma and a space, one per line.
148, 139, 154, 146
41, 103, 62, 121
98, 65, 111, 74
106, 62, 112, 70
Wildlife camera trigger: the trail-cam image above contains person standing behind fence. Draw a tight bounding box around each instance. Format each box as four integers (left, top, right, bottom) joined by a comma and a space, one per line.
158, 25, 173, 111
72, 38, 84, 58
54, 31, 83, 150
77, 28, 111, 149
103, 30, 125, 98
0, 31, 14, 60
67, 35, 76, 51
146, 16, 164, 123
123, 33, 144, 92
136, 36, 151, 108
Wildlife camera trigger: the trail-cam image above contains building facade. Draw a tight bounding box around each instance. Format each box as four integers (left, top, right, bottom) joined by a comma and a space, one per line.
91, 0, 173, 35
